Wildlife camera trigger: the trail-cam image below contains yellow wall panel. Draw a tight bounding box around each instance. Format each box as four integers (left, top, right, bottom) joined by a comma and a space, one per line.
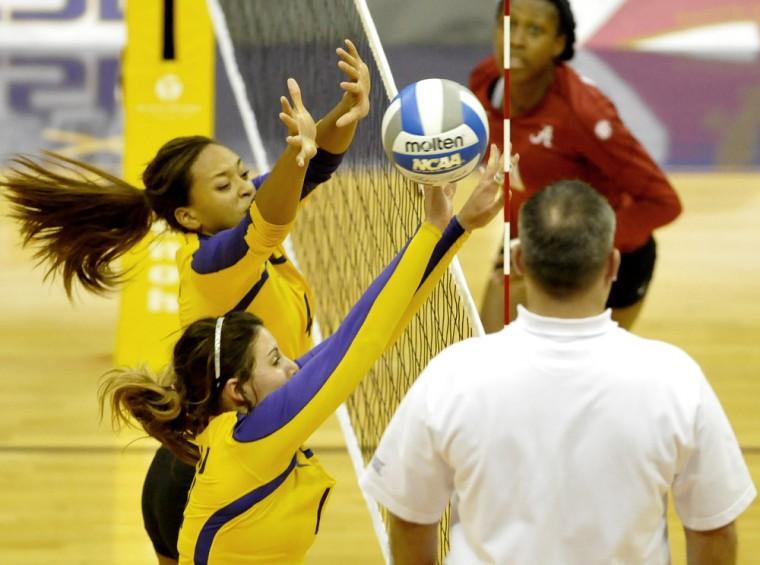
116, 0, 214, 368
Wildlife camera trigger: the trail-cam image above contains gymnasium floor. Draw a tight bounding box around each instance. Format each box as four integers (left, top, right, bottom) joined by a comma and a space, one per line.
1, 48, 759, 564
0, 170, 757, 564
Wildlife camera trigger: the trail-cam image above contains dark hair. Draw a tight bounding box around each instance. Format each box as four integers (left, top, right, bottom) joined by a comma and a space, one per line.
142, 136, 215, 232
545, 0, 576, 61
518, 180, 615, 297
99, 311, 264, 465
0, 135, 215, 297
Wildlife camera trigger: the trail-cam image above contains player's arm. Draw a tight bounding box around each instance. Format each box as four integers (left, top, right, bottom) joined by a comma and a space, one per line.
389, 513, 438, 565
292, 216, 468, 368
315, 39, 370, 154
231, 220, 442, 463
297, 146, 505, 359
412, 146, 505, 306
291, 215, 469, 367
233, 150, 503, 464
188, 201, 292, 306
297, 39, 371, 201
254, 78, 317, 225
684, 523, 737, 565
577, 97, 681, 250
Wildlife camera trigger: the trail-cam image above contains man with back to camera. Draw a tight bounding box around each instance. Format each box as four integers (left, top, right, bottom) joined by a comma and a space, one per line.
360, 180, 755, 564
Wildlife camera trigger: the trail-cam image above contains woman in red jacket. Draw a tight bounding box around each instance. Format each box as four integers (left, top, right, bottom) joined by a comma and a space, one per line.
473, 0, 681, 331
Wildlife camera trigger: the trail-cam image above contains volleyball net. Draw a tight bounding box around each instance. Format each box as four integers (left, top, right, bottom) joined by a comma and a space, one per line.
208, 0, 483, 561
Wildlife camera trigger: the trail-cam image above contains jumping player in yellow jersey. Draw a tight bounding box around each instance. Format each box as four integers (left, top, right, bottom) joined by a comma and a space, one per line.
99, 146, 505, 564
2, 39, 371, 564
2, 39, 370, 358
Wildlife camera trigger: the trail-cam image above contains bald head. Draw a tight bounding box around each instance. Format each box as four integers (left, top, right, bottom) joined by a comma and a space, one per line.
518, 180, 616, 298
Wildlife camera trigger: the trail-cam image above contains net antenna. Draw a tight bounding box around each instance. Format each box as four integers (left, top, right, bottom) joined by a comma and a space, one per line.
208, 0, 486, 561
503, 1, 511, 326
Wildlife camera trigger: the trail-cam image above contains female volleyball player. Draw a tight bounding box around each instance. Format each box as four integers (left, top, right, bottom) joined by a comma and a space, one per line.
99, 146, 505, 564
474, 0, 682, 331
2, 39, 371, 564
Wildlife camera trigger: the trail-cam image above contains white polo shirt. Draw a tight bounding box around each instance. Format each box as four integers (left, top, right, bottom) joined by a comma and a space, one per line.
360, 306, 756, 564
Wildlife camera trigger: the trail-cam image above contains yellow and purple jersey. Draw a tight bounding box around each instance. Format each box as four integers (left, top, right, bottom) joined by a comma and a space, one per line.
178, 218, 468, 564
176, 150, 343, 359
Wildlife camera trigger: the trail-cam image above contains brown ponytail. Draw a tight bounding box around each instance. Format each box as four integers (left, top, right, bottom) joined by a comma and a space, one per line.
1, 135, 216, 298
1, 152, 153, 297
99, 311, 264, 465
98, 367, 201, 464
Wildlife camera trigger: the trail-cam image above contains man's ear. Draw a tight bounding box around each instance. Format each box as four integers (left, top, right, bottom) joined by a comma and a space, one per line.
512, 241, 525, 276
606, 249, 621, 284
174, 206, 201, 232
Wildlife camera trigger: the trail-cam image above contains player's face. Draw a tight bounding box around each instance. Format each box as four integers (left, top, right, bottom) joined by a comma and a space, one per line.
187, 144, 254, 235
247, 328, 299, 404
510, 0, 566, 82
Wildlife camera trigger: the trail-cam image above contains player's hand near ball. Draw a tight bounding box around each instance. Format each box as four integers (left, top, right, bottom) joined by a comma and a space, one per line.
456, 144, 505, 231
510, 153, 525, 191
422, 183, 457, 233
335, 38, 371, 127
422, 144, 504, 233
279, 78, 318, 167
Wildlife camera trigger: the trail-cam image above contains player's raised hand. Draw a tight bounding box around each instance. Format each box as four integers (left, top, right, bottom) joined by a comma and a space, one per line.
510, 152, 525, 191
279, 78, 318, 167
456, 144, 505, 231
422, 182, 457, 233
335, 39, 371, 128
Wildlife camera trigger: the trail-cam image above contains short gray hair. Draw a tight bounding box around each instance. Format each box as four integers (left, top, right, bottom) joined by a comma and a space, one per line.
518, 180, 615, 297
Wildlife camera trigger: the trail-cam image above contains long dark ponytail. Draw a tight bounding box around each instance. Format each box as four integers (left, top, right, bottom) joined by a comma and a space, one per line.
99, 312, 264, 464
1, 135, 215, 297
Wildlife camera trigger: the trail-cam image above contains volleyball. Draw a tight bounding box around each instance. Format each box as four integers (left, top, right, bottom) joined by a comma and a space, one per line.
381, 78, 489, 184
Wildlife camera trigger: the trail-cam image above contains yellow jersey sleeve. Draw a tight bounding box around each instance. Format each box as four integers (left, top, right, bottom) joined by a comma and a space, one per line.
177, 203, 294, 323
230, 219, 468, 471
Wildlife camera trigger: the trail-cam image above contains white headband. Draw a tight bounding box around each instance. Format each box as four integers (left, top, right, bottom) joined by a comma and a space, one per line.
214, 316, 225, 383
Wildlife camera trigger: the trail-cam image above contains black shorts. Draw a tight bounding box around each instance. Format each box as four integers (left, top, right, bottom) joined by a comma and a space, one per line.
606, 237, 657, 309
141, 446, 196, 559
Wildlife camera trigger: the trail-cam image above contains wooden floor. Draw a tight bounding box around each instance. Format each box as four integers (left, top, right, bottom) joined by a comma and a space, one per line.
0, 171, 757, 564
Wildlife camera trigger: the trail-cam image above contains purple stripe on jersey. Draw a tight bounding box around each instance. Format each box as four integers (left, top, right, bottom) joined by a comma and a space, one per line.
193, 455, 297, 565
252, 173, 269, 190
301, 149, 344, 200
232, 232, 413, 443
191, 213, 253, 274
230, 268, 269, 312
190, 149, 340, 275
295, 334, 333, 369
419, 217, 464, 289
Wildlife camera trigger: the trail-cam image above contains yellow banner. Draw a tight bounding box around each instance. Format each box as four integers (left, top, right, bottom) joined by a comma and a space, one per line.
116, 0, 214, 368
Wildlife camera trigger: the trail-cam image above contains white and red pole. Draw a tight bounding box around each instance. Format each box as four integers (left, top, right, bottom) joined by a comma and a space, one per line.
503, 0, 511, 327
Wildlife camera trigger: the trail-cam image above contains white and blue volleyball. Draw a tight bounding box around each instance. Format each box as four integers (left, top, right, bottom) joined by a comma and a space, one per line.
381, 78, 489, 184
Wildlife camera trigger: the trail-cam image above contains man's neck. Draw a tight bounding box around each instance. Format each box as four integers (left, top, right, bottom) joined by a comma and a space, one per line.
523, 286, 607, 320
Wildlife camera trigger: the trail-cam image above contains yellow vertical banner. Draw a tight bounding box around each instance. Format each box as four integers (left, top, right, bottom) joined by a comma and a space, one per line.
116, 0, 214, 368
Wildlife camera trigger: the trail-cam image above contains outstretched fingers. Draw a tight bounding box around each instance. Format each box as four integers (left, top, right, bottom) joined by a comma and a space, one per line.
286, 78, 304, 109
335, 38, 371, 128
485, 145, 503, 183
279, 78, 317, 167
